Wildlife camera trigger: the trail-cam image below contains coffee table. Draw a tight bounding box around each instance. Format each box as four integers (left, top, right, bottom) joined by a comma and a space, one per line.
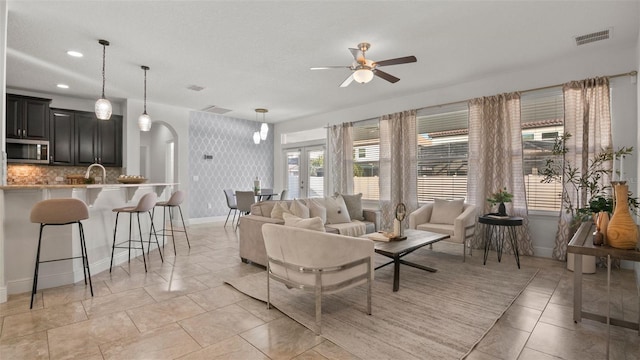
372, 229, 450, 291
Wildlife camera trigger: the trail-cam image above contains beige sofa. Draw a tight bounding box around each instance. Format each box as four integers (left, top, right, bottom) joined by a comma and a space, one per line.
239, 199, 381, 266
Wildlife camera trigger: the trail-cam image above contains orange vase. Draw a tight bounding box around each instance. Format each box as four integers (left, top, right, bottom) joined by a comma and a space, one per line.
606, 183, 638, 249
597, 211, 609, 243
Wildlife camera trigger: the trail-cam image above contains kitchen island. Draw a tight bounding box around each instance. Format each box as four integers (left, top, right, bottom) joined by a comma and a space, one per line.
0, 182, 177, 297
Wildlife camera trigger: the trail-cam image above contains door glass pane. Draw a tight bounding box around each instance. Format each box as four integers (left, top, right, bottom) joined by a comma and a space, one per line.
286, 150, 301, 199
307, 149, 324, 198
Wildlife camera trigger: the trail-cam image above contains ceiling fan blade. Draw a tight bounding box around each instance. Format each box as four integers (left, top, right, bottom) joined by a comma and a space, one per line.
374, 56, 417, 67
310, 65, 350, 70
339, 73, 355, 87
374, 69, 400, 83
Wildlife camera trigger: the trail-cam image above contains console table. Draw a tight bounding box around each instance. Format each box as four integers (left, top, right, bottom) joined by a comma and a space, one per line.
568, 221, 640, 357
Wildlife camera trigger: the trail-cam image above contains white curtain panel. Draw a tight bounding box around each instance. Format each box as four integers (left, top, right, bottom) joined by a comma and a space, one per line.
468, 93, 534, 256
552, 77, 612, 260
328, 123, 354, 195
379, 110, 418, 231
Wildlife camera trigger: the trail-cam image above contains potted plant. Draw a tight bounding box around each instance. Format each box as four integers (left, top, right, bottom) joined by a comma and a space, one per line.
487, 187, 513, 216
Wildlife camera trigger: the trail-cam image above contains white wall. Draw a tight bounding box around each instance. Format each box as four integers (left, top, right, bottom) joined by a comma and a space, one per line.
0, 0, 8, 303
273, 44, 639, 258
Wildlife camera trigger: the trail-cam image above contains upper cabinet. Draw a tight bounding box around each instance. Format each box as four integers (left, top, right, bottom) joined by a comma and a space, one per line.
50, 109, 75, 166
6, 94, 51, 140
74, 111, 122, 167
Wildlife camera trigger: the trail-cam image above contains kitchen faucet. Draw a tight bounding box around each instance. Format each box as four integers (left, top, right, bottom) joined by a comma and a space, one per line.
85, 163, 107, 184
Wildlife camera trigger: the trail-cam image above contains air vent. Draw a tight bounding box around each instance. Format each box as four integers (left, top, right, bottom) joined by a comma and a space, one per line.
201, 105, 232, 114
187, 85, 205, 91
575, 29, 611, 46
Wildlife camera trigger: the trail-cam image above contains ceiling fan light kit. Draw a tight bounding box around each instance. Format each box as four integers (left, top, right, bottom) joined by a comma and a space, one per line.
95, 39, 112, 120
311, 42, 417, 87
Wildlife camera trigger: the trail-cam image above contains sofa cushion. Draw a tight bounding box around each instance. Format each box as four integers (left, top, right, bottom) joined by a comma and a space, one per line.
339, 193, 364, 221
430, 198, 464, 225
307, 198, 327, 224
322, 195, 352, 224
290, 199, 310, 218
271, 201, 292, 220
283, 213, 325, 232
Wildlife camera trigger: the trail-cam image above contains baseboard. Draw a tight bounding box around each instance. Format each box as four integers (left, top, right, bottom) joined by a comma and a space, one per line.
0, 286, 7, 303
532, 246, 554, 259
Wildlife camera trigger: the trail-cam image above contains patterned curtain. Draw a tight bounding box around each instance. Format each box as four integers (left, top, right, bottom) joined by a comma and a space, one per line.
328, 123, 354, 195
379, 110, 418, 231
468, 93, 534, 256
552, 77, 612, 260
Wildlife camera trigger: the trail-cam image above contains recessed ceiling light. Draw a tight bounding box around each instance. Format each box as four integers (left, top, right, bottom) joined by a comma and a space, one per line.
66, 50, 83, 58
57, 84, 69, 89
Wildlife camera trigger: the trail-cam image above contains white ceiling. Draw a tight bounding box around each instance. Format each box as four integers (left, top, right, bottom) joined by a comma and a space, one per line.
5, 1, 639, 123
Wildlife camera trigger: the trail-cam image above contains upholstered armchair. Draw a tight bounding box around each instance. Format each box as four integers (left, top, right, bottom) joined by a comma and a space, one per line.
409, 199, 477, 261
261, 223, 374, 334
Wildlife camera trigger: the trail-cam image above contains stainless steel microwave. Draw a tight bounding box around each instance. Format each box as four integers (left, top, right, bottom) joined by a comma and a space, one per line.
6, 139, 50, 164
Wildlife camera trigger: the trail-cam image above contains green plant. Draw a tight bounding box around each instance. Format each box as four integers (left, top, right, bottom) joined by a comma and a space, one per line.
541, 132, 637, 223
487, 187, 513, 206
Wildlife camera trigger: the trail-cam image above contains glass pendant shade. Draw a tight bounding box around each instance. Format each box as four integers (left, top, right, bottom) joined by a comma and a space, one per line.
138, 113, 152, 132
260, 122, 269, 140
353, 68, 374, 84
95, 98, 112, 120
253, 131, 261, 144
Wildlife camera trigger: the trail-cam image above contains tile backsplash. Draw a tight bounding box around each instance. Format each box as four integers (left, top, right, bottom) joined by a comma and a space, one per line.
7, 164, 122, 185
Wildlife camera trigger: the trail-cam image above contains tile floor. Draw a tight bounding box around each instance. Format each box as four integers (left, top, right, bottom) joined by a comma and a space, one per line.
0, 221, 638, 359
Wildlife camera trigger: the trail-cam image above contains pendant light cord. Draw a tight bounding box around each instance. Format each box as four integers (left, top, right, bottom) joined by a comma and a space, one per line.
143, 67, 147, 113
101, 43, 106, 98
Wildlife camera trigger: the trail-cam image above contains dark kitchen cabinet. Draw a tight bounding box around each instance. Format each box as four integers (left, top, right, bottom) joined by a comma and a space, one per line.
74, 111, 122, 167
6, 94, 50, 140
50, 109, 75, 165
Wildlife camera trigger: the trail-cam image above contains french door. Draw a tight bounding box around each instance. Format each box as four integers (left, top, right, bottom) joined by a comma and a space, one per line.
284, 146, 325, 199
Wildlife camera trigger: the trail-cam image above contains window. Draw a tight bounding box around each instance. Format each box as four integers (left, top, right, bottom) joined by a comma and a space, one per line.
416, 104, 469, 202
352, 120, 380, 200
521, 87, 564, 211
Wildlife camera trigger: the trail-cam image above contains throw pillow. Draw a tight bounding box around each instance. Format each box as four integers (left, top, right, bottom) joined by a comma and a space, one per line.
290, 199, 310, 218
338, 193, 364, 221
322, 195, 352, 224
270, 201, 292, 220
306, 198, 327, 224
283, 213, 325, 232
430, 198, 465, 225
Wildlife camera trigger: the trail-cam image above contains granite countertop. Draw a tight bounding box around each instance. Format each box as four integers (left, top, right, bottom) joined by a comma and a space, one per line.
0, 182, 177, 190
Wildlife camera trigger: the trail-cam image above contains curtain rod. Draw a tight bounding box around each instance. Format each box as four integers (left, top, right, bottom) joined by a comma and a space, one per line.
419, 70, 638, 111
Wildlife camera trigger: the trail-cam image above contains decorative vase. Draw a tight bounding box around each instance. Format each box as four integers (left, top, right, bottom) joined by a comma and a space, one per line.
606, 183, 638, 249
596, 211, 609, 244
498, 202, 507, 216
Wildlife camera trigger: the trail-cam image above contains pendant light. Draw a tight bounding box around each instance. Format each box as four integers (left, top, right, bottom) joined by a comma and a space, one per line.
138, 65, 152, 131
95, 39, 112, 120
253, 131, 261, 144
256, 108, 269, 141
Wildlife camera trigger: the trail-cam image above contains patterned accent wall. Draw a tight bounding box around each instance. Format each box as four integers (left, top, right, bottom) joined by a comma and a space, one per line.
189, 111, 274, 218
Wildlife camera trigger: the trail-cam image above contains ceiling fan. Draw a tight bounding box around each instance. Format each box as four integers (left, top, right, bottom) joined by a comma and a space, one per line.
311, 42, 417, 87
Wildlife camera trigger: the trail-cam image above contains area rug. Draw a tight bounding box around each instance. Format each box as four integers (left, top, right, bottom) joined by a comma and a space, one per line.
225, 247, 538, 360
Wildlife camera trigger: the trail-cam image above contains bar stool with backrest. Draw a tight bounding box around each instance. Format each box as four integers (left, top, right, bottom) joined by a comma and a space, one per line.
30, 198, 93, 309
153, 190, 190, 256
223, 189, 238, 227
110, 192, 163, 272
235, 191, 256, 231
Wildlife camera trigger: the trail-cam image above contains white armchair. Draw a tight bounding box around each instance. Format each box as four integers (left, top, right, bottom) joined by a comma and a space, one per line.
262, 223, 374, 334
409, 200, 477, 261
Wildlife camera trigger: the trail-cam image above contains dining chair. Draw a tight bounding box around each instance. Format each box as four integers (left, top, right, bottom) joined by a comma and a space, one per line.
235, 191, 256, 231
279, 189, 287, 201
223, 189, 238, 227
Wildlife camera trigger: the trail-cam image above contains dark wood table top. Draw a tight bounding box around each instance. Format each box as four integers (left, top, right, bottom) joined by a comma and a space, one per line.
478, 215, 524, 226
374, 229, 450, 257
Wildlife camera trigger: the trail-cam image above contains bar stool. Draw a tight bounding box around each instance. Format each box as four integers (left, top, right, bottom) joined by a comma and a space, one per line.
153, 190, 190, 256
110, 192, 163, 273
30, 198, 93, 309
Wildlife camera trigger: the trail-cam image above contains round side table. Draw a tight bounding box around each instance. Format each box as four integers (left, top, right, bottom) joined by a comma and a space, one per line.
478, 215, 523, 269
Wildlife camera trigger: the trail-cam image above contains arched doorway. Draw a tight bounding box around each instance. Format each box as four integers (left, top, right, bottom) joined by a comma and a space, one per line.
139, 121, 178, 183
